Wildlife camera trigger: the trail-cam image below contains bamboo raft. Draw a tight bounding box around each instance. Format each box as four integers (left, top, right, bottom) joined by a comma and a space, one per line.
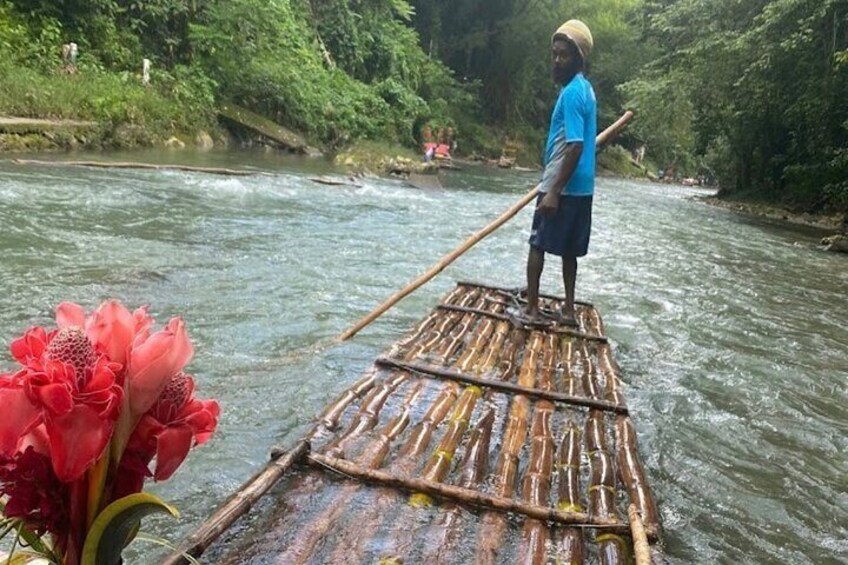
165, 281, 663, 564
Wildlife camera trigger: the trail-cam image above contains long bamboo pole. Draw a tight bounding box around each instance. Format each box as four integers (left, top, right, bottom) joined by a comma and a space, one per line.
629, 504, 651, 565
337, 112, 634, 341
307, 453, 628, 531
376, 357, 628, 414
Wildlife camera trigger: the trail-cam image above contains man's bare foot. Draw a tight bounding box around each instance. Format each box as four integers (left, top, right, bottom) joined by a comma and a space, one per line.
509, 306, 551, 328
556, 309, 579, 328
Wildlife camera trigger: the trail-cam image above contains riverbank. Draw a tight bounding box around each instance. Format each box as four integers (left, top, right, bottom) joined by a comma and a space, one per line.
698, 195, 844, 232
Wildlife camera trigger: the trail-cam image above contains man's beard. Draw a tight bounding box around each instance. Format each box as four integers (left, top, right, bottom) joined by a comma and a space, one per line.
553, 63, 579, 84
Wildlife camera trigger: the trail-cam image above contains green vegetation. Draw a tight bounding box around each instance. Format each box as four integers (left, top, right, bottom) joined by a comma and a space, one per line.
622, 0, 848, 212
0, 0, 845, 213
0, 0, 474, 151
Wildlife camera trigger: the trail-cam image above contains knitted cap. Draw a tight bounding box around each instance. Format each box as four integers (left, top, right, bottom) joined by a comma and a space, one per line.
553, 19, 593, 62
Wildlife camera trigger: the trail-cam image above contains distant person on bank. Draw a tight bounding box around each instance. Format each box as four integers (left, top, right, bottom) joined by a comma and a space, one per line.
518, 19, 596, 327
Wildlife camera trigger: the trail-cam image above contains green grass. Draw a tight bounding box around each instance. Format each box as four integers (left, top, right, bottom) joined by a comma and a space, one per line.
0, 62, 217, 148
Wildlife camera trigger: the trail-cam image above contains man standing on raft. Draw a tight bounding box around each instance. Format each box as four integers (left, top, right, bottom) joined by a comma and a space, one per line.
519, 19, 596, 328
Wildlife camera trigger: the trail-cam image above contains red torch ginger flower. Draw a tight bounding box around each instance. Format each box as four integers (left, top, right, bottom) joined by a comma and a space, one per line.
53, 300, 193, 419
18, 326, 124, 482
126, 317, 194, 419
124, 372, 219, 483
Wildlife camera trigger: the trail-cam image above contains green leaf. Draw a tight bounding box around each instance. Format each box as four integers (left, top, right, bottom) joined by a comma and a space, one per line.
81, 493, 179, 565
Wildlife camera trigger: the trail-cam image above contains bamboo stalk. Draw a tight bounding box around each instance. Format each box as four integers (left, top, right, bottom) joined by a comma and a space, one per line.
598, 343, 627, 408
410, 384, 483, 506
615, 415, 660, 537
559, 337, 582, 397
337, 114, 633, 342
586, 410, 626, 565
418, 408, 496, 563
386, 305, 447, 360
554, 419, 585, 564
580, 343, 600, 400
432, 293, 491, 364
12, 158, 257, 176
325, 317, 488, 562
307, 453, 627, 531
444, 284, 479, 305
537, 333, 558, 392
596, 110, 635, 148
629, 504, 651, 565
455, 317, 497, 373
160, 439, 310, 565
323, 372, 408, 459
316, 372, 379, 432
519, 401, 556, 565
408, 289, 481, 360
475, 331, 543, 565
368, 308, 497, 560
275, 382, 425, 564
376, 357, 629, 414
480, 321, 515, 378
585, 306, 606, 337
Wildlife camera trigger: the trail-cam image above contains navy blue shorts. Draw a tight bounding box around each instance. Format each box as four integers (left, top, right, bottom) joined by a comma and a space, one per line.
528, 194, 593, 257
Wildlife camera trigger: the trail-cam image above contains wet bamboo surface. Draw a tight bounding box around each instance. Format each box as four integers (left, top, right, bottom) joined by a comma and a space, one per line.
209, 282, 663, 564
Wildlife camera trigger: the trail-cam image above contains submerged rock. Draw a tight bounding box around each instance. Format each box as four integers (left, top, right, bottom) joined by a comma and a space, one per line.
821, 234, 848, 253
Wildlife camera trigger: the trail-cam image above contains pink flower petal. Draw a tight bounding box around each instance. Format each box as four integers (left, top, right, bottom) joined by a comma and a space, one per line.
127, 317, 193, 417
87, 300, 135, 366
132, 306, 153, 343
56, 302, 86, 328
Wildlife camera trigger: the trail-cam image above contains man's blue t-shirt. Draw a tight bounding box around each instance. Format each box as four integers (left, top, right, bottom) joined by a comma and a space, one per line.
538, 73, 597, 196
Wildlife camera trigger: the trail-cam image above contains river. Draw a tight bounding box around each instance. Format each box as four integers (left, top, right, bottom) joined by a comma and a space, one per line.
0, 150, 845, 564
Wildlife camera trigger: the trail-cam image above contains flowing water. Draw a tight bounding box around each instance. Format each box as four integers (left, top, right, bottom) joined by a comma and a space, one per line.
0, 150, 845, 564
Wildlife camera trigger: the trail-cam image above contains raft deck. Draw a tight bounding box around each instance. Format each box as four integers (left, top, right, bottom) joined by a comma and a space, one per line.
196, 282, 663, 564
